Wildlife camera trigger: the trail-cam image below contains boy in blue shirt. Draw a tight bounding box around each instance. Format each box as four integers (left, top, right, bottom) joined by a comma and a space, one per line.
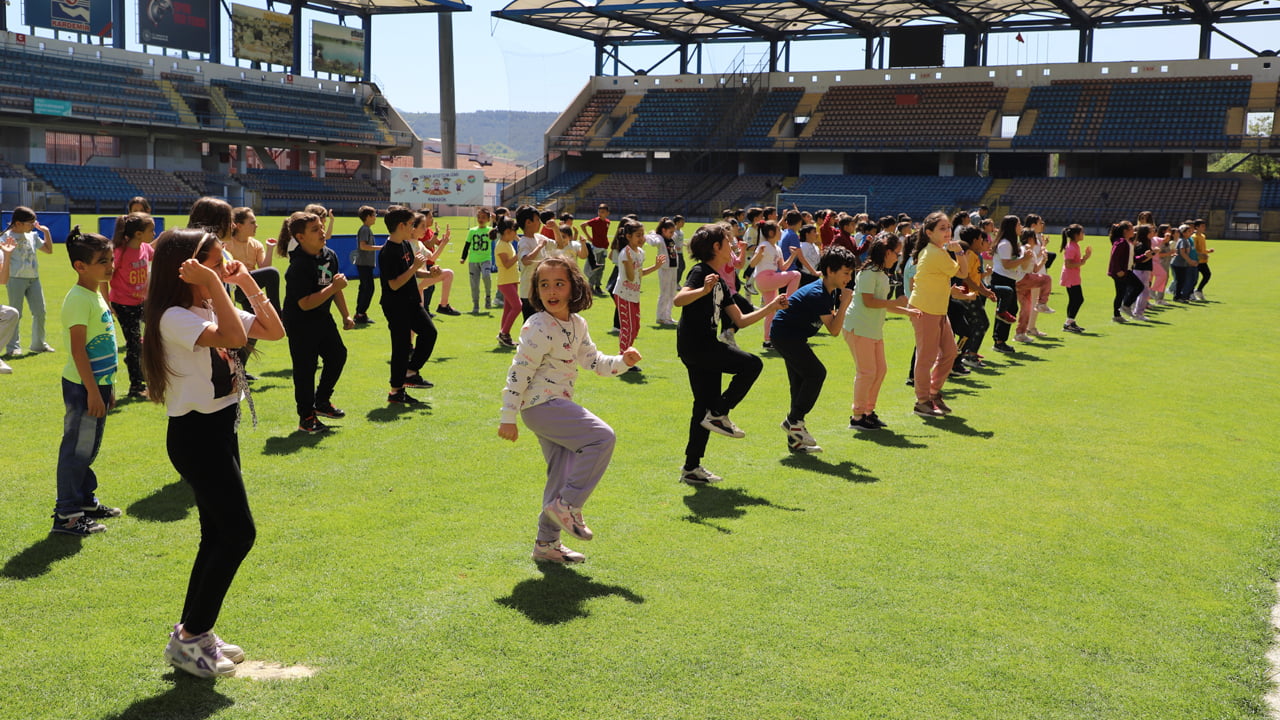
769, 245, 857, 454
53, 228, 121, 536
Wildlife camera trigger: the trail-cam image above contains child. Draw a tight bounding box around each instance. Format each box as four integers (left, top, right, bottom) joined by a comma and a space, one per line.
492, 217, 521, 347
353, 205, 382, 324
228, 207, 280, 311
907, 212, 969, 418
1106, 221, 1141, 323
675, 223, 788, 484
646, 218, 679, 325
498, 257, 640, 564
583, 203, 611, 296
551, 223, 589, 268
281, 211, 353, 434
845, 236, 919, 430
414, 211, 460, 317
1058, 224, 1092, 333
1017, 228, 1052, 339
107, 214, 156, 399
0, 239, 17, 373
2, 206, 55, 356
1130, 224, 1156, 321
612, 218, 663, 364
796, 224, 822, 287
1151, 224, 1175, 305
769, 246, 857, 453
461, 207, 493, 314
1192, 219, 1214, 301
956, 226, 997, 367
1171, 223, 1198, 302
748, 220, 801, 349
989, 215, 1034, 353
142, 227, 284, 678
53, 227, 120, 536
515, 205, 548, 321
380, 206, 441, 403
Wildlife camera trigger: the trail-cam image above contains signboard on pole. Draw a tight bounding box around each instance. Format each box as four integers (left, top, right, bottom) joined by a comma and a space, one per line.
139, 0, 211, 53
312, 20, 364, 76
25, 0, 113, 35
390, 168, 484, 206
232, 3, 293, 66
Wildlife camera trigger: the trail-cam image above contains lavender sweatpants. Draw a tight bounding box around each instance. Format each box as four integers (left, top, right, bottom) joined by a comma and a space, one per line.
522, 398, 616, 543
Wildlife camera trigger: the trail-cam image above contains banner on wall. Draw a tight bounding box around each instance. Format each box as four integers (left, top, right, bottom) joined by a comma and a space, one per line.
311, 20, 364, 77
25, 0, 113, 35
231, 3, 293, 66
390, 169, 485, 207
139, 0, 210, 52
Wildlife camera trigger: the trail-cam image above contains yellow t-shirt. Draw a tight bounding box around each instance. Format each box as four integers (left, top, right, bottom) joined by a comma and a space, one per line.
1193, 232, 1209, 264
908, 243, 959, 315
226, 237, 265, 269
495, 239, 519, 286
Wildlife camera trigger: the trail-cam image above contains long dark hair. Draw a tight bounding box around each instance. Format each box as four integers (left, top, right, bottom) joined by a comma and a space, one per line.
142, 229, 221, 405
910, 211, 948, 265
1061, 224, 1083, 252
1109, 220, 1133, 243
862, 235, 901, 273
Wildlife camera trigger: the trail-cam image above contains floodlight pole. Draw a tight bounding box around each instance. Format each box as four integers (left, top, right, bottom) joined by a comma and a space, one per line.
439, 11, 457, 170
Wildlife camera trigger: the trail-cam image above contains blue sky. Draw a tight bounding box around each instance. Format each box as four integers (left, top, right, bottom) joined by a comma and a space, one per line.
7, 0, 1280, 114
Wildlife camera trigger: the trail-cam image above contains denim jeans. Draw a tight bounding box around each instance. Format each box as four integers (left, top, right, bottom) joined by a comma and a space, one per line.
55, 378, 113, 518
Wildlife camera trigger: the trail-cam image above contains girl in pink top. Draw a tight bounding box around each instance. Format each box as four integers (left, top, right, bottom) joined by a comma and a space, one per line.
1058, 224, 1092, 334
107, 213, 156, 398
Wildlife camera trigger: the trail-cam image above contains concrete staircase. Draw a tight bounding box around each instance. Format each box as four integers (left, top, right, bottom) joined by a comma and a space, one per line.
157, 79, 198, 126
208, 86, 244, 130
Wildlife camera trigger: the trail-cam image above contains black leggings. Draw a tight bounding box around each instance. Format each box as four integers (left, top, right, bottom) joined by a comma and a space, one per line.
1196, 263, 1211, 292
1065, 285, 1084, 320
356, 265, 376, 316
1112, 273, 1142, 316
383, 302, 437, 388
168, 404, 256, 636
680, 342, 763, 468
990, 273, 1019, 343
773, 337, 826, 425
111, 302, 145, 390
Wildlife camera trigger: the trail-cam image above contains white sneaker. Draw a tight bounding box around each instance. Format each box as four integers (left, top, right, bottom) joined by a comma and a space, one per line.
789, 441, 823, 454
0, 358, 10, 374
1133, 314, 1149, 322
781, 419, 817, 447
1013, 333, 1033, 343
165, 629, 237, 678
1193, 291, 1205, 301
1119, 305, 1134, 318
1035, 303, 1055, 313
174, 623, 244, 664
680, 466, 723, 485
701, 411, 745, 438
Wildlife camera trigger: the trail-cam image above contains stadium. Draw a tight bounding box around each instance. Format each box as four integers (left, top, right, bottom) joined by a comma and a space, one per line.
3, 0, 1280, 718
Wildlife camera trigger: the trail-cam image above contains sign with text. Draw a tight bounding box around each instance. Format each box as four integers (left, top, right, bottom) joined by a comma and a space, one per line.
34, 98, 72, 116
390, 169, 484, 207
139, 0, 211, 53
232, 3, 293, 66
312, 20, 364, 77
25, 0, 112, 35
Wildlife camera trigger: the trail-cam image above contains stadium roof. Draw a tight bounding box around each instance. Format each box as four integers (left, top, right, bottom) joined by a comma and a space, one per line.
299, 0, 470, 16
492, 0, 1278, 44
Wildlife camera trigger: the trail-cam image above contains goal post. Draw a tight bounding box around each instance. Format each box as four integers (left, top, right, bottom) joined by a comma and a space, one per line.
776, 192, 867, 216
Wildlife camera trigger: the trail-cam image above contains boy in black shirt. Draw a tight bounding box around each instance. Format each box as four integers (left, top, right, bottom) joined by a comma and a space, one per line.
282, 211, 353, 433
380, 206, 441, 404
675, 224, 787, 485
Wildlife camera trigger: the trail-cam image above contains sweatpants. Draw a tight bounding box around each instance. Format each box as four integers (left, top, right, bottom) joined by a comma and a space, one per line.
5, 276, 46, 353
168, 404, 256, 637
286, 318, 347, 419
655, 264, 678, 323
498, 284, 520, 335
382, 302, 437, 388
845, 332, 886, 417
522, 398, 615, 544
773, 337, 826, 425
355, 265, 377, 317
468, 263, 492, 310
910, 311, 957, 403
680, 342, 763, 469
615, 295, 640, 352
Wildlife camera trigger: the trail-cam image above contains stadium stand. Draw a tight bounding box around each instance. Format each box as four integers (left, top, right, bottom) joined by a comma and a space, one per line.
27, 163, 144, 213
611, 89, 741, 149
211, 79, 391, 144
0, 47, 182, 125
786, 174, 993, 219
1002, 177, 1240, 226
235, 169, 384, 213
579, 173, 719, 216
802, 83, 1005, 149
1015, 77, 1250, 149
701, 174, 784, 212
1259, 180, 1280, 210
527, 170, 593, 204
740, 89, 804, 148
561, 91, 625, 145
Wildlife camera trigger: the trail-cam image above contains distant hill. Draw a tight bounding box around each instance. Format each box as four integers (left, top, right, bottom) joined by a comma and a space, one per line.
397, 110, 559, 164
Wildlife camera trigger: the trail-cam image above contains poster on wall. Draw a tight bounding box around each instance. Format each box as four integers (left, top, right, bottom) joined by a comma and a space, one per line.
25, 0, 113, 36
390, 169, 485, 207
311, 20, 364, 77
139, 0, 211, 53
232, 3, 293, 66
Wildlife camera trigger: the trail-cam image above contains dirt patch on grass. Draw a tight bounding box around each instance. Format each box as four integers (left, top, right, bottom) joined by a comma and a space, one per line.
235, 660, 317, 680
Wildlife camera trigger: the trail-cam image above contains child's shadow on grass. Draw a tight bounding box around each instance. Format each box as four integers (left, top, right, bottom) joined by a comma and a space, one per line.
495, 563, 644, 625
100, 671, 233, 720
256, 369, 293, 378
128, 480, 194, 522
2, 534, 83, 580
618, 370, 650, 384
682, 485, 802, 534
922, 415, 995, 438
263, 432, 330, 455
854, 430, 929, 449
366, 403, 432, 423
780, 454, 878, 483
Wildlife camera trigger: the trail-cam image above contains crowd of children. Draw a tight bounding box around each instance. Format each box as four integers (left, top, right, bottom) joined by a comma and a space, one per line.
1, 196, 1223, 677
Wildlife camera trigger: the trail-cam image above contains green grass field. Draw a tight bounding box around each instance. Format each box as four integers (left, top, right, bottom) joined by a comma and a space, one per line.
2, 226, 1279, 719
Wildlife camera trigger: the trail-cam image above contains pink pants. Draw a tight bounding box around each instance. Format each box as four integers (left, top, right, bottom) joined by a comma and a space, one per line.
1152, 262, 1169, 293
910, 311, 957, 402
614, 295, 640, 352
498, 283, 520, 335
845, 332, 886, 416
1013, 277, 1037, 333
755, 268, 800, 341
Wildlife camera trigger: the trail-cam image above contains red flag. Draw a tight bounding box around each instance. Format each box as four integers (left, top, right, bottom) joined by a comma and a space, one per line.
1016, 33, 1025, 43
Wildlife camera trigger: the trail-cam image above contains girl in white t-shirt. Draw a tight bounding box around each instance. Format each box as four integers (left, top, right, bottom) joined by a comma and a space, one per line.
611, 219, 663, 361
748, 220, 800, 349
646, 218, 679, 325
142, 228, 284, 679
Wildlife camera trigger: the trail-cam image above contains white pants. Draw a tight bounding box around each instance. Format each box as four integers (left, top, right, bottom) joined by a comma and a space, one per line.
0, 305, 18, 352
655, 264, 678, 323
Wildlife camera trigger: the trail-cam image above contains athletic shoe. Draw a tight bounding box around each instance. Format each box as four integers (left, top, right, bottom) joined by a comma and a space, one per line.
996, 310, 1018, 324
1029, 329, 1049, 338
743, 277, 758, 295
4, 348, 23, 357
0, 358, 10, 374
626, 365, 642, 373
913, 401, 945, 418
126, 385, 148, 400
354, 313, 374, 325
789, 441, 823, 454
960, 355, 984, 368
1112, 315, 1127, 323
905, 377, 914, 386
1013, 333, 1033, 343
33, 343, 55, 353
1063, 322, 1082, 334
701, 412, 745, 438
992, 342, 1014, 354
1035, 303, 1056, 313
949, 364, 971, 377
867, 411, 887, 428
1133, 314, 1149, 322
532, 540, 585, 564
781, 419, 817, 447
387, 389, 420, 404
436, 304, 462, 316
543, 496, 593, 541
761, 341, 773, 351
849, 414, 879, 431
314, 402, 346, 419
164, 630, 236, 678
1120, 304, 1134, 318
930, 393, 952, 414
174, 624, 244, 664
1193, 291, 1205, 301
50, 515, 105, 536
680, 466, 723, 485
298, 415, 330, 434
497, 333, 516, 348
81, 503, 122, 519
403, 373, 433, 388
